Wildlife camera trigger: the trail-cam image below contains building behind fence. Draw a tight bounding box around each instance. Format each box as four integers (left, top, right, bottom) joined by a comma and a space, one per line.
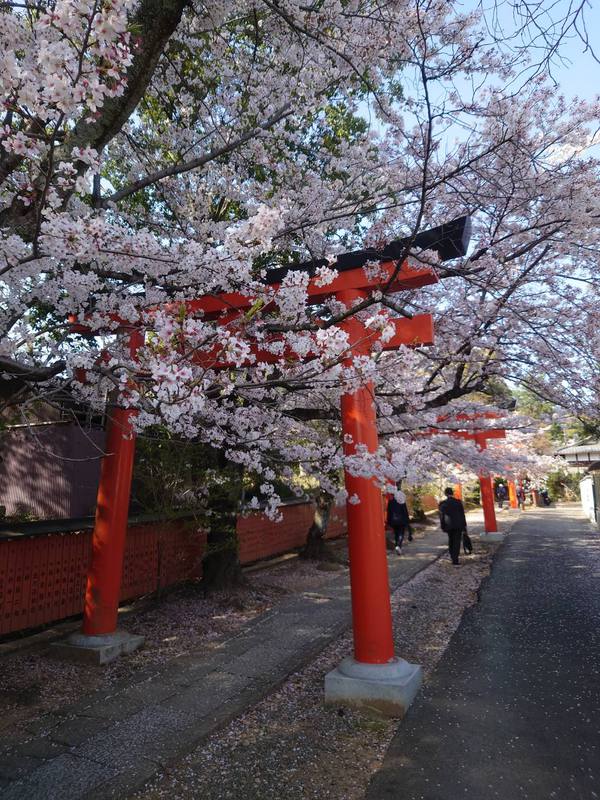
0, 423, 105, 519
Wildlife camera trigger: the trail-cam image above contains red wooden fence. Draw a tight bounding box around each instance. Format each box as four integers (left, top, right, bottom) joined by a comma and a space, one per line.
0, 501, 347, 637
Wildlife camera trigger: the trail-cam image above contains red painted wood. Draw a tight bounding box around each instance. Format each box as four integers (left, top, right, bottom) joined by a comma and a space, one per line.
188, 313, 434, 370
179, 260, 437, 319
437, 411, 502, 424
70, 260, 437, 333
338, 288, 395, 665
508, 480, 518, 509
475, 435, 498, 533
417, 427, 506, 442
82, 408, 137, 635
479, 473, 498, 533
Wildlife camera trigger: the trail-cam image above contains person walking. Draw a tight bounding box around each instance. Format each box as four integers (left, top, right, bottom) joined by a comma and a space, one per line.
387, 485, 411, 555
439, 487, 467, 565
517, 485, 526, 511
496, 482, 508, 509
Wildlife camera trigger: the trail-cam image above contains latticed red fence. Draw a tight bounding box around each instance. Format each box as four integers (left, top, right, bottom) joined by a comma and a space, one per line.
0, 501, 346, 636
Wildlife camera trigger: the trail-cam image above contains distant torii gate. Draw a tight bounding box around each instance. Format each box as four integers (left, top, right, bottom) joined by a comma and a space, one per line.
421, 412, 506, 535
68, 260, 437, 701
456, 464, 519, 512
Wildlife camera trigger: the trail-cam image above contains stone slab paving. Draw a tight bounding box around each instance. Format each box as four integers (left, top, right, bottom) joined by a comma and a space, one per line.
366, 505, 600, 800
0, 509, 504, 800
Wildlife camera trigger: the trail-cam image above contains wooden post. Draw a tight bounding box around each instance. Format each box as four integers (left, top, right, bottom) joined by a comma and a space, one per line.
81, 332, 143, 636
508, 480, 518, 509
476, 434, 498, 534
338, 288, 395, 665
82, 406, 137, 635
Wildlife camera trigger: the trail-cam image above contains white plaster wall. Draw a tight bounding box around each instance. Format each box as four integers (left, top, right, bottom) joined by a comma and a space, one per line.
579, 476, 596, 524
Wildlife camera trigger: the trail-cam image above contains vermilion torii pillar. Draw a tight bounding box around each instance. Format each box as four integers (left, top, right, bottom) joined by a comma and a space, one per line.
508, 479, 518, 510
474, 430, 506, 535
324, 285, 428, 709
83, 333, 144, 640
55, 333, 146, 662
337, 288, 395, 664
82, 406, 138, 636
476, 433, 496, 533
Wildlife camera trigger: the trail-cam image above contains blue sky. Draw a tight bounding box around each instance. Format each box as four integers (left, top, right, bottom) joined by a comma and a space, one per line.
550, 21, 600, 102
471, 0, 600, 101
361, 2, 600, 138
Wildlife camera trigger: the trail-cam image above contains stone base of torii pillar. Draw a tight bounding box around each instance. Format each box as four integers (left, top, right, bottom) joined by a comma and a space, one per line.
52, 630, 145, 665
325, 657, 423, 717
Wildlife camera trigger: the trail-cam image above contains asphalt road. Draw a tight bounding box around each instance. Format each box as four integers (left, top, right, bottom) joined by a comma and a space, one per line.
366, 506, 600, 800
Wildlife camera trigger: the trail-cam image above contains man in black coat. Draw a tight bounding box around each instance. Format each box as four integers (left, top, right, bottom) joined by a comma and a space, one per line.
386, 486, 412, 555
438, 487, 468, 565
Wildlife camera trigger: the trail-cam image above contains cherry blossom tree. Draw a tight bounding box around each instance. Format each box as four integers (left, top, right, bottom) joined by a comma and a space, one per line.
1, 1, 598, 580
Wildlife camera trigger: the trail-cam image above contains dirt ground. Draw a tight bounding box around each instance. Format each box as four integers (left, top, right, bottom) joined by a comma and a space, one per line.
133, 544, 497, 800
0, 542, 350, 739
1, 528, 497, 800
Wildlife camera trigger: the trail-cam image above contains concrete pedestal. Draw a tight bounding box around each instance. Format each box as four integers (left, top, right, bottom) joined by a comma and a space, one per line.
325, 656, 423, 717
51, 629, 144, 665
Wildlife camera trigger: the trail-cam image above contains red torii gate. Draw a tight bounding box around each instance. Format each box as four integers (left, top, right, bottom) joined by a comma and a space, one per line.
471, 429, 506, 535
434, 412, 506, 535
64, 258, 437, 710
455, 467, 519, 512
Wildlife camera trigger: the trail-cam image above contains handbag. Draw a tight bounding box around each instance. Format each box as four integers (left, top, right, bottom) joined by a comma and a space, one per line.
462, 531, 473, 554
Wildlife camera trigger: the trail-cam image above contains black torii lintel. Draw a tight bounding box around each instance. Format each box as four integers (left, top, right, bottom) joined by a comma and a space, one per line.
264, 215, 471, 285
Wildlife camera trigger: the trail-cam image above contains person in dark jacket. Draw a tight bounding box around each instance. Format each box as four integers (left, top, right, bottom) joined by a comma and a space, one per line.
438, 487, 467, 565
386, 486, 411, 555
496, 482, 508, 509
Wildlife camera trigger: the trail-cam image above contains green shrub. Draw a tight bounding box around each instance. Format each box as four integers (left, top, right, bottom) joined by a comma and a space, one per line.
545, 469, 583, 501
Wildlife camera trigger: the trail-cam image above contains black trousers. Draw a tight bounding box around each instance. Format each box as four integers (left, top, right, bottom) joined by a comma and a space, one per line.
392, 524, 408, 548
447, 528, 462, 564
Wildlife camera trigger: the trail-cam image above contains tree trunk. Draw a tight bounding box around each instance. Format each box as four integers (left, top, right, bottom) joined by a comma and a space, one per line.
300, 490, 335, 560
201, 453, 245, 591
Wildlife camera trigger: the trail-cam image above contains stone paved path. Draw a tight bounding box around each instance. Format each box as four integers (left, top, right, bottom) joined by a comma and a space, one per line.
0, 509, 504, 800
366, 505, 600, 800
